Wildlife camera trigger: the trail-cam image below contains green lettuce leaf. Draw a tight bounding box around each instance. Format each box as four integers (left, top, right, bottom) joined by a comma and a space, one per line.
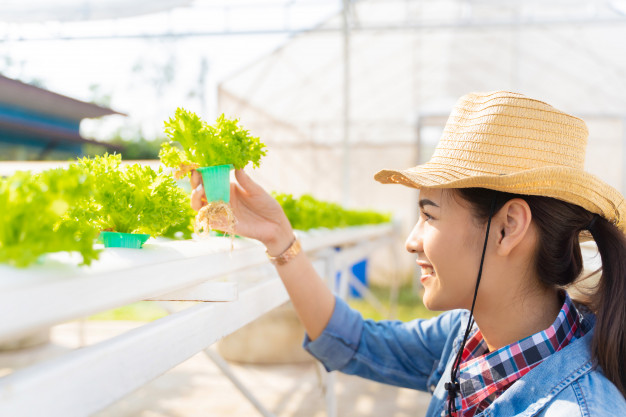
73, 154, 190, 236
161, 204, 195, 240
273, 192, 392, 231
160, 109, 266, 174
0, 166, 101, 267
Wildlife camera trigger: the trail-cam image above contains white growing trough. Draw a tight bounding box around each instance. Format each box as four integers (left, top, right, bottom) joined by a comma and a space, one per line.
0, 223, 398, 417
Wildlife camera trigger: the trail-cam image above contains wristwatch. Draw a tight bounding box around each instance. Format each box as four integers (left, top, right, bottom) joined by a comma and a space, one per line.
267, 236, 301, 266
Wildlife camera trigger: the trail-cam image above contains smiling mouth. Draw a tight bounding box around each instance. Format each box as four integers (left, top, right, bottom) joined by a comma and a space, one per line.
421, 266, 434, 276
417, 261, 435, 278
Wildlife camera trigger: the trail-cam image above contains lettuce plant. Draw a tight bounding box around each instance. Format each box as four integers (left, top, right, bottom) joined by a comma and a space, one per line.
0, 166, 101, 267
273, 192, 391, 231
161, 203, 195, 240
159, 108, 266, 175
74, 154, 190, 236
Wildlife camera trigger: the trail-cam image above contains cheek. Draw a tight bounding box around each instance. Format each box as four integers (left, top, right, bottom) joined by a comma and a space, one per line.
425, 228, 477, 280
424, 228, 457, 263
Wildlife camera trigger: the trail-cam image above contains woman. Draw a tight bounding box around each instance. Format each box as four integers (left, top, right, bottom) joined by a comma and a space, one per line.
191, 91, 626, 416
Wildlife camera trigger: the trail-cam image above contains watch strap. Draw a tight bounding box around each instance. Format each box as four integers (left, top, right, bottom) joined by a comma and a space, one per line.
267, 236, 301, 266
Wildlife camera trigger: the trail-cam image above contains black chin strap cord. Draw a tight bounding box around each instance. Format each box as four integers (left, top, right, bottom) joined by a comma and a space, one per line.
445, 197, 497, 417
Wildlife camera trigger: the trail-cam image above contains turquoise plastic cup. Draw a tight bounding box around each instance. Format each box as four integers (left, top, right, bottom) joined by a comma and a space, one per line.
100, 232, 150, 249
197, 164, 234, 203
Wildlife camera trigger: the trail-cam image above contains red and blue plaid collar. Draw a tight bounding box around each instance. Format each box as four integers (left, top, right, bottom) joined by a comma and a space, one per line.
448, 292, 585, 416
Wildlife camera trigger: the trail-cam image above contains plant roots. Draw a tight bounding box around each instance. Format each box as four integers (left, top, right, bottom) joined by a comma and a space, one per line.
195, 201, 237, 248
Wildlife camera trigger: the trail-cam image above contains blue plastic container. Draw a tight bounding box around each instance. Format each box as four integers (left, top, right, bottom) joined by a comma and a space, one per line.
335, 257, 369, 298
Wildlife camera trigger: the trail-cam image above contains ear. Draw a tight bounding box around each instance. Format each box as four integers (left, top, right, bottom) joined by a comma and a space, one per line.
494, 198, 533, 256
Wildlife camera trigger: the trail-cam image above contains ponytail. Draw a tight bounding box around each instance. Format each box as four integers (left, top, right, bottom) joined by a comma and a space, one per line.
588, 216, 626, 396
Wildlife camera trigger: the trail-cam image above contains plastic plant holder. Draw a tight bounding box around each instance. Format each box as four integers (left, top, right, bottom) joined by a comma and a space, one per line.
197, 164, 233, 203
100, 232, 150, 249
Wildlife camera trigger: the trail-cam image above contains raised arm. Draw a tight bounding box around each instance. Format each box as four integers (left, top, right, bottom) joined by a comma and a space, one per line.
191, 169, 335, 340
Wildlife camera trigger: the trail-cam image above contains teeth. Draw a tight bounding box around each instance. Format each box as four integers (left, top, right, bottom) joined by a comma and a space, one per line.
422, 266, 434, 275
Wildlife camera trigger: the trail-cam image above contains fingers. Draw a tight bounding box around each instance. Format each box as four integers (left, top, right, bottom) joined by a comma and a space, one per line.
191, 169, 261, 212
190, 170, 207, 211
190, 169, 202, 189
191, 184, 206, 211
234, 169, 265, 195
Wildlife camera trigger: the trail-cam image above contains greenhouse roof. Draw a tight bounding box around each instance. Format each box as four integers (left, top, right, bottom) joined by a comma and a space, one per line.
218, 0, 626, 145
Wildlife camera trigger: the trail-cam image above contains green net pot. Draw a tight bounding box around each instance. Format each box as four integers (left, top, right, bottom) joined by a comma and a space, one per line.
100, 232, 150, 249
197, 164, 234, 203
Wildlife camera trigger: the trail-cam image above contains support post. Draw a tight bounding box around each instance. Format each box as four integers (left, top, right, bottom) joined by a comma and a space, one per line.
341, 0, 351, 207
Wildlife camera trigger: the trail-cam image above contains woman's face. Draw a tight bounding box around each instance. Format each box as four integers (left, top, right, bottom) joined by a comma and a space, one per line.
406, 188, 486, 311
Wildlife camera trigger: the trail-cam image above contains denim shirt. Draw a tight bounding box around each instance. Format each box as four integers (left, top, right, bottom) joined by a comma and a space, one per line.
303, 296, 626, 416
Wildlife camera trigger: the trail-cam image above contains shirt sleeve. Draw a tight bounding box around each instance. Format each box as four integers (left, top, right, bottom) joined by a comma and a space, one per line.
303, 295, 463, 391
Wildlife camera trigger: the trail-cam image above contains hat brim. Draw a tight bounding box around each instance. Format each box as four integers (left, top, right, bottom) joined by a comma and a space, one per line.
375, 163, 625, 233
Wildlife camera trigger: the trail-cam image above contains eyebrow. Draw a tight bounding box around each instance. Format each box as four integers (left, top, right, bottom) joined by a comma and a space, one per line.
419, 199, 440, 209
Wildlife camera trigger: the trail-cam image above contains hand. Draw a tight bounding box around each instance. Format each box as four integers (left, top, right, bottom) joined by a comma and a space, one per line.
190, 169, 294, 255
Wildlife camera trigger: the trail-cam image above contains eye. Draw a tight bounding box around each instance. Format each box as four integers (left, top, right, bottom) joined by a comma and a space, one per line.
420, 210, 434, 222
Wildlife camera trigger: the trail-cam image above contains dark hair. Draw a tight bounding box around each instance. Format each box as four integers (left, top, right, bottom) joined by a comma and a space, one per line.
456, 188, 626, 397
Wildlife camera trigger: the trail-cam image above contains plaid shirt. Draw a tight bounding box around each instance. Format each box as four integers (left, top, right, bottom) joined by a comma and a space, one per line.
445, 293, 585, 417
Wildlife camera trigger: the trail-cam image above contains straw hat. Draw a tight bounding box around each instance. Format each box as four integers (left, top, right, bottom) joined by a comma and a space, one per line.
374, 91, 626, 232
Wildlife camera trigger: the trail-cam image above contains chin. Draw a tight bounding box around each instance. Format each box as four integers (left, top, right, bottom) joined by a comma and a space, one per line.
422, 291, 455, 312
422, 292, 439, 311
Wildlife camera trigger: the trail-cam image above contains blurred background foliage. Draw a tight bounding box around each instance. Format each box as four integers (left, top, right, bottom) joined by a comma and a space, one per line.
83, 132, 167, 160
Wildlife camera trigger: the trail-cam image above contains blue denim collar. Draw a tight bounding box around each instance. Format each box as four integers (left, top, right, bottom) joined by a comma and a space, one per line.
479, 317, 596, 416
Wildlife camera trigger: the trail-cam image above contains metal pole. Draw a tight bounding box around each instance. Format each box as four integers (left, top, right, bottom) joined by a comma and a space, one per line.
511, 6, 520, 90
623, 117, 626, 197
158, 302, 277, 417
8, 17, 626, 42
203, 348, 278, 417
341, 0, 351, 207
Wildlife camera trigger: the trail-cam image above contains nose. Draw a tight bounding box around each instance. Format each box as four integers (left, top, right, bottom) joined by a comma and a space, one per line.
405, 221, 423, 254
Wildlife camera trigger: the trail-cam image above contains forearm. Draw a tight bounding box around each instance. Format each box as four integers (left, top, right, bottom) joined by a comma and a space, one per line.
274, 251, 335, 340
197, 169, 336, 339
